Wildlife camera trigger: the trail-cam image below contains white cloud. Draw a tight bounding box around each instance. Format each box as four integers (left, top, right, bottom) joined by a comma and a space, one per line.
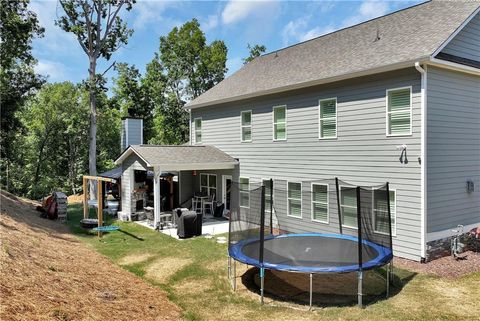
130, 0, 181, 30
202, 15, 219, 31
282, 17, 335, 46
221, 1, 279, 25
34, 60, 67, 81
29, 0, 78, 54
342, 0, 390, 28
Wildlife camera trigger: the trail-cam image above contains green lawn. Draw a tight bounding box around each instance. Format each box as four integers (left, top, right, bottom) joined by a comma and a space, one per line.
68, 204, 480, 321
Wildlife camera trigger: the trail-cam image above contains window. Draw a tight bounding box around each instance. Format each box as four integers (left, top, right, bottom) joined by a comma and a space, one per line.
241, 111, 252, 142
200, 174, 216, 196
319, 98, 337, 139
273, 106, 286, 140
287, 182, 302, 218
194, 118, 202, 143
239, 177, 250, 208
311, 184, 328, 223
387, 87, 412, 136
340, 186, 357, 228
373, 190, 396, 235
262, 179, 274, 213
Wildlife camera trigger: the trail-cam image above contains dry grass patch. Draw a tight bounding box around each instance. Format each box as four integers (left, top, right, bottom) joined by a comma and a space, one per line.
0, 191, 181, 321
118, 253, 154, 266
144, 257, 192, 284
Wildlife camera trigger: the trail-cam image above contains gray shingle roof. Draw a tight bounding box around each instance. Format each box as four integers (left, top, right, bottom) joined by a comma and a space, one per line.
186, 1, 479, 109
115, 145, 238, 170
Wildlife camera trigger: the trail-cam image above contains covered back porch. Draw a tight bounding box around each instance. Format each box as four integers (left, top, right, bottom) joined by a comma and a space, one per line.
114, 145, 238, 231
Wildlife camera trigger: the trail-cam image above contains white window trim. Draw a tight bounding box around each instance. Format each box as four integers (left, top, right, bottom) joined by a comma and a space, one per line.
372, 188, 397, 237
311, 183, 329, 224
318, 97, 338, 140
339, 185, 358, 230
240, 110, 252, 143
200, 173, 217, 196
194, 117, 202, 144
287, 181, 302, 219
386, 86, 413, 137
262, 178, 274, 214
272, 105, 287, 141
239, 176, 250, 208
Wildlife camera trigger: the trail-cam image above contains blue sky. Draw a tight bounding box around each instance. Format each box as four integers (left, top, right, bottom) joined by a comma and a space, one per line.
30, 0, 424, 87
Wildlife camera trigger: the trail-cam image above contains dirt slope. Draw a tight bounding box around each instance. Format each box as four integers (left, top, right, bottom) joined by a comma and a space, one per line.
0, 191, 181, 321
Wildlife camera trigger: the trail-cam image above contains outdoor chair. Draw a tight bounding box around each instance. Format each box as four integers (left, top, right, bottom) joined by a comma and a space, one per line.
192, 197, 202, 214
202, 194, 215, 216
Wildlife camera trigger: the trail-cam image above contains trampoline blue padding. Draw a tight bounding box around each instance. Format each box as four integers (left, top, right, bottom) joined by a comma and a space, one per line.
92, 226, 120, 232
229, 233, 393, 273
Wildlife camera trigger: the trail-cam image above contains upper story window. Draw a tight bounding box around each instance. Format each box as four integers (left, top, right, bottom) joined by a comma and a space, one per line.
273, 105, 287, 141
373, 189, 396, 236
241, 111, 252, 142
319, 98, 337, 139
387, 87, 412, 136
194, 118, 202, 143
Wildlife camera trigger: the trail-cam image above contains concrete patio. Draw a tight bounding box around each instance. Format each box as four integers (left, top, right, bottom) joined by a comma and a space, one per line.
135, 216, 229, 240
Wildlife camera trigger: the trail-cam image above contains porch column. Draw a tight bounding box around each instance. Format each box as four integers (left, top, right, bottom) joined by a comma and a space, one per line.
153, 168, 161, 228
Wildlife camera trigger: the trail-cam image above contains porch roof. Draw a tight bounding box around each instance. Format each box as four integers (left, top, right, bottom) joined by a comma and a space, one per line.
114, 145, 238, 171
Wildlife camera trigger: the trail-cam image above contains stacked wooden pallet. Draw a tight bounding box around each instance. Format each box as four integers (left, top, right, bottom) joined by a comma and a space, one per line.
53, 192, 68, 222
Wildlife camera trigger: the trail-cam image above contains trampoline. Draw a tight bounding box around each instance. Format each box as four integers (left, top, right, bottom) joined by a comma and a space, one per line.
229, 233, 393, 273
227, 178, 394, 309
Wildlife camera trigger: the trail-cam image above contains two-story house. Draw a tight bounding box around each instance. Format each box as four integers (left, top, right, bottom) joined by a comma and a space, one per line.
116, 1, 479, 262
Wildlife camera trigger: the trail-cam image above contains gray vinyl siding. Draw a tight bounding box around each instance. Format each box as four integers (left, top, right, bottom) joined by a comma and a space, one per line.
441, 12, 480, 62
191, 68, 422, 260
120, 153, 149, 215
426, 66, 480, 234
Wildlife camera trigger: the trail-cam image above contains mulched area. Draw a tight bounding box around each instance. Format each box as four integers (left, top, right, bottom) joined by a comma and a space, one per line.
0, 191, 182, 321
394, 251, 480, 278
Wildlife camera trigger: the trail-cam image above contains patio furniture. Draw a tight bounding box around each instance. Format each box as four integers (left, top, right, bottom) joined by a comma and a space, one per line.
145, 206, 154, 224
176, 211, 203, 239
192, 197, 202, 213
159, 212, 173, 230
214, 202, 224, 218
203, 194, 215, 216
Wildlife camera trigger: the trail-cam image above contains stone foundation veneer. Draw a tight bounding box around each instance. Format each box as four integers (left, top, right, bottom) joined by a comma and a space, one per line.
426, 233, 472, 262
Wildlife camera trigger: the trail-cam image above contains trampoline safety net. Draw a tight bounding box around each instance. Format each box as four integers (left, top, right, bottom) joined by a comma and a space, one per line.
228, 178, 393, 272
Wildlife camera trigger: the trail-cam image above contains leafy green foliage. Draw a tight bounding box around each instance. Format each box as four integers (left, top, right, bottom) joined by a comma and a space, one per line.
243, 43, 266, 64
150, 19, 227, 144
6, 83, 120, 199
0, 0, 45, 162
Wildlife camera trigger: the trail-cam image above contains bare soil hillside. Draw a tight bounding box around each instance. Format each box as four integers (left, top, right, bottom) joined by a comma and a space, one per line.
0, 191, 181, 321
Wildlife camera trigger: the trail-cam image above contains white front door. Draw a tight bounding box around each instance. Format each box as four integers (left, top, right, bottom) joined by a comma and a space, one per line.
222, 175, 232, 212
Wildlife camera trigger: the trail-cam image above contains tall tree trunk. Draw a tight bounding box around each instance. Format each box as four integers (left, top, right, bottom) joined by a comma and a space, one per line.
33, 128, 50, 198
88, 58, 97, 199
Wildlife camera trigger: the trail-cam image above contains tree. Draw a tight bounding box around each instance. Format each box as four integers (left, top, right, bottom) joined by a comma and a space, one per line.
0, 0, 44, 173
17, 82, 89, 198
112, 63, 155, 142
56, 0, 134, 194
149, 19, 227, 144
243, 43, 266, 64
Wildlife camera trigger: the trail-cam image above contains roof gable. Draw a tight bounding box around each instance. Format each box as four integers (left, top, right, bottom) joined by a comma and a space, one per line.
187, 1, 479, 109
115, 145, 238, 171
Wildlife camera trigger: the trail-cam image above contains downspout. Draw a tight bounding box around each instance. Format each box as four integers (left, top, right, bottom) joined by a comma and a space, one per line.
415, 62, 427, 262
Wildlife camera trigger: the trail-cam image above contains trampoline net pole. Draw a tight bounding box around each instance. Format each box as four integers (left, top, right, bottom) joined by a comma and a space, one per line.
356, 186, 363, 270
259, 185, 266, 305
270, 178, 273, 234
335, 177, 342, 234
309, 273, 313, 310
358, 271, 364, 308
